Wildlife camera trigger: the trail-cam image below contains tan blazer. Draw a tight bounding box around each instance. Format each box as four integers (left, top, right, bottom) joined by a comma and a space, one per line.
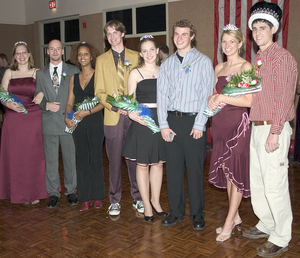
94, 48, 139, 126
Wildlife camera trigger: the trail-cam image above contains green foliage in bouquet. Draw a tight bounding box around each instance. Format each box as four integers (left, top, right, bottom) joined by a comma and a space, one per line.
106, 93, 139, 112
221, 66, 262, 95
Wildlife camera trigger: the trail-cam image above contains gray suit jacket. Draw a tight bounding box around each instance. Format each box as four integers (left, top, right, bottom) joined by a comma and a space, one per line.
36, 62, 80, 135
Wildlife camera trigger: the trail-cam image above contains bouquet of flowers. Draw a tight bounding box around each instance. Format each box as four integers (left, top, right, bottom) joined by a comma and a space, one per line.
0, 87, 28, 114
64, 97, 100, 134
203, 66, 262, 117
107, 93, 160, 134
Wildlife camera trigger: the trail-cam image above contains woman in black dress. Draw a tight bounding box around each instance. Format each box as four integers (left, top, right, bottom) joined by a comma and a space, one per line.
65, 43, 105, 212
122, 36, 167, 221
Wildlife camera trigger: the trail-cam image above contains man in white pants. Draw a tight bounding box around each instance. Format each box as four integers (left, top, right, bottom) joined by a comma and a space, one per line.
243, 2, 298, 257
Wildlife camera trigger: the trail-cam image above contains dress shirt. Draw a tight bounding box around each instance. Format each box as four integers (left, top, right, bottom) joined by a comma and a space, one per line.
250, 42, 298, 135
157, 47, 214, 131
49, 61, 63, 84
111, 49, 125, 70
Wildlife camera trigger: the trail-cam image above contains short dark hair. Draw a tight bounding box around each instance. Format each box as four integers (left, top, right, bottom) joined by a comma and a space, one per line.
252, 19, 274, 30
104, 20, 126, 36
70, 42, 100, 69
173, 19, 197, 47
0, 53, 8, 62
159, 45, 169, 55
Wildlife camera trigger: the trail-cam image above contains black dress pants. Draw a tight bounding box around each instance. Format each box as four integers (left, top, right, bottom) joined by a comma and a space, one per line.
164, 113, 206, 219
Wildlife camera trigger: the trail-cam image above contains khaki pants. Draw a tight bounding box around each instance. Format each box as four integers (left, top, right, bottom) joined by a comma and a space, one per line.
250, 122, 293, 247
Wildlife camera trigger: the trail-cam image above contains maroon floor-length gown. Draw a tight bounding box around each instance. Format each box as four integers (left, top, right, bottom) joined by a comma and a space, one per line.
0, 76, 49, 203
208, 76, 251, 198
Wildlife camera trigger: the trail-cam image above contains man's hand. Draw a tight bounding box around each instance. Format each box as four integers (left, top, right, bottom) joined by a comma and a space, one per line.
265, 133, 279, 153
161, 128, 176, 142
46, 102, 60, 112
190, 129, 203, 139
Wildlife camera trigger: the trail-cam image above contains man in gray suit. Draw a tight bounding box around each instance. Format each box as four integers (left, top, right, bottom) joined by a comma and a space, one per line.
36, 39, 79, 208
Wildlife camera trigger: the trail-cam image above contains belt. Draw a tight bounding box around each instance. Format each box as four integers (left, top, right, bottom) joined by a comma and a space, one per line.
139, 103, 157, 108
252, 120, 272, 126
168, 111, 198, 117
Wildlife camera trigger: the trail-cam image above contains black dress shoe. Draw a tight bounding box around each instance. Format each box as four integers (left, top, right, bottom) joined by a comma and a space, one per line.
193, 215, 205, 230
150, 200, 168, 217
161, 214, 185, 226
144, 215, 154, 222
47, 195, 60, 209
67, 194, 78, 206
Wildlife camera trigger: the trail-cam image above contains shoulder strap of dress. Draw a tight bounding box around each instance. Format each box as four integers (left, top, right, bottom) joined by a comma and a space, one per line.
31, 68, 37, 77
136, 68, 144, 79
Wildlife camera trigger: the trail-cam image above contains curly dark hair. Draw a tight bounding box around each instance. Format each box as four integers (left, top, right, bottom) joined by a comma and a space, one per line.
173, 19, 197, 47
70, 42, 100, 69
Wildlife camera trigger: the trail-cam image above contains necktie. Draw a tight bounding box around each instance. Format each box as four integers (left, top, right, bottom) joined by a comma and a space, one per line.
117, 54, 125, 94
52, 67, 59, 94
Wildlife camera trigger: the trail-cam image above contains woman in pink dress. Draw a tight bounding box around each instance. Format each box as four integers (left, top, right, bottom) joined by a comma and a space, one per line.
208, 25, 253, 242
0, 41, 48, 205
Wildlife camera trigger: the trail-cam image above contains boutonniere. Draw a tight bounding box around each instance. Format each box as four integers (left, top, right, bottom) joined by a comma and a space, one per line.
255, 58, 262, 72
124, 60, 132, 71
183, 65, 191, 74
61, 71, 69, 79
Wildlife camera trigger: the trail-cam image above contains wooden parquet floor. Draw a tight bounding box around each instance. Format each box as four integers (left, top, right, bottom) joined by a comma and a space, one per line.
1, 146, 300, 257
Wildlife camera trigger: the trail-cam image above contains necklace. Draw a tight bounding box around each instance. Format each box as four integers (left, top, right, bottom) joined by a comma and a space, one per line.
145, 66, 158, 78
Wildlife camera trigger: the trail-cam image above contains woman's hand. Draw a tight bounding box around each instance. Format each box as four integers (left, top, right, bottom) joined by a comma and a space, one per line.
65, 117, 76, 129
5, 101, 23, 113
33, 92, 44, 104
128, 110, 147, 126
74, 110, 89, 120
120, 109, 128, 115
207, 94, 219, 110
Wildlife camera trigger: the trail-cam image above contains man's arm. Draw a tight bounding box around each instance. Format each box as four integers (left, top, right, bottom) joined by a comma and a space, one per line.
157, 63, 177, 142
270, 53, 297, 135
265, 53, 297, 153
157, 64, 170, 130
94, 55, 115, 112
193, 57, 215, 131
35, 71, 48, 111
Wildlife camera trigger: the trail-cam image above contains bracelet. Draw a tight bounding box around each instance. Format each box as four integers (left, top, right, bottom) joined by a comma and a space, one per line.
89, 109, 92, 114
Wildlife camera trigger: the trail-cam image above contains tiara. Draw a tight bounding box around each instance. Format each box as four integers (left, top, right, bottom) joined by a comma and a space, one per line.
223, 24, 239, 31
14, 41, 27, 46
140, 35, 154, 41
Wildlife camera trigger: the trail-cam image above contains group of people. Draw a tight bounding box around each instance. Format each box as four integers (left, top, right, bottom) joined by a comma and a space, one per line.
0, 1, 297, 257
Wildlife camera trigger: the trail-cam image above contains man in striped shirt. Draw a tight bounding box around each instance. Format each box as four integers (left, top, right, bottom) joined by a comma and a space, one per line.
243, 2, 298, 257
157, 19, 214, 229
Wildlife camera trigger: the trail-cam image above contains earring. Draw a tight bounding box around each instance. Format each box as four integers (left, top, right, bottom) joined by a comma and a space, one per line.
238, 48, 240, 54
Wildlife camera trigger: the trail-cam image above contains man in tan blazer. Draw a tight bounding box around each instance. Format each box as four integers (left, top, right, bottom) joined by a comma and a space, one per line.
94, 20, 143, 216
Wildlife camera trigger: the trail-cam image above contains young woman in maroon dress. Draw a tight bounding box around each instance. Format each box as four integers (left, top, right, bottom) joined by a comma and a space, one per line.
207, 25, 253, 242
0, 41, 48, 205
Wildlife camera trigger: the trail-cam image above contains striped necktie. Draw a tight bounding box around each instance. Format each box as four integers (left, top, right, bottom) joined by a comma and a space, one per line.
117, 54, 125, 94
52, 67, 59, 94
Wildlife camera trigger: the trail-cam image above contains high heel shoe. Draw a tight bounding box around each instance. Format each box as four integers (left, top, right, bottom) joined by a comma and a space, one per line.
150, 200, 168, 217
216, 216, 242, 234
144, 215, 154, 222
216, 222, 236, 242
79, 201, 91, 212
